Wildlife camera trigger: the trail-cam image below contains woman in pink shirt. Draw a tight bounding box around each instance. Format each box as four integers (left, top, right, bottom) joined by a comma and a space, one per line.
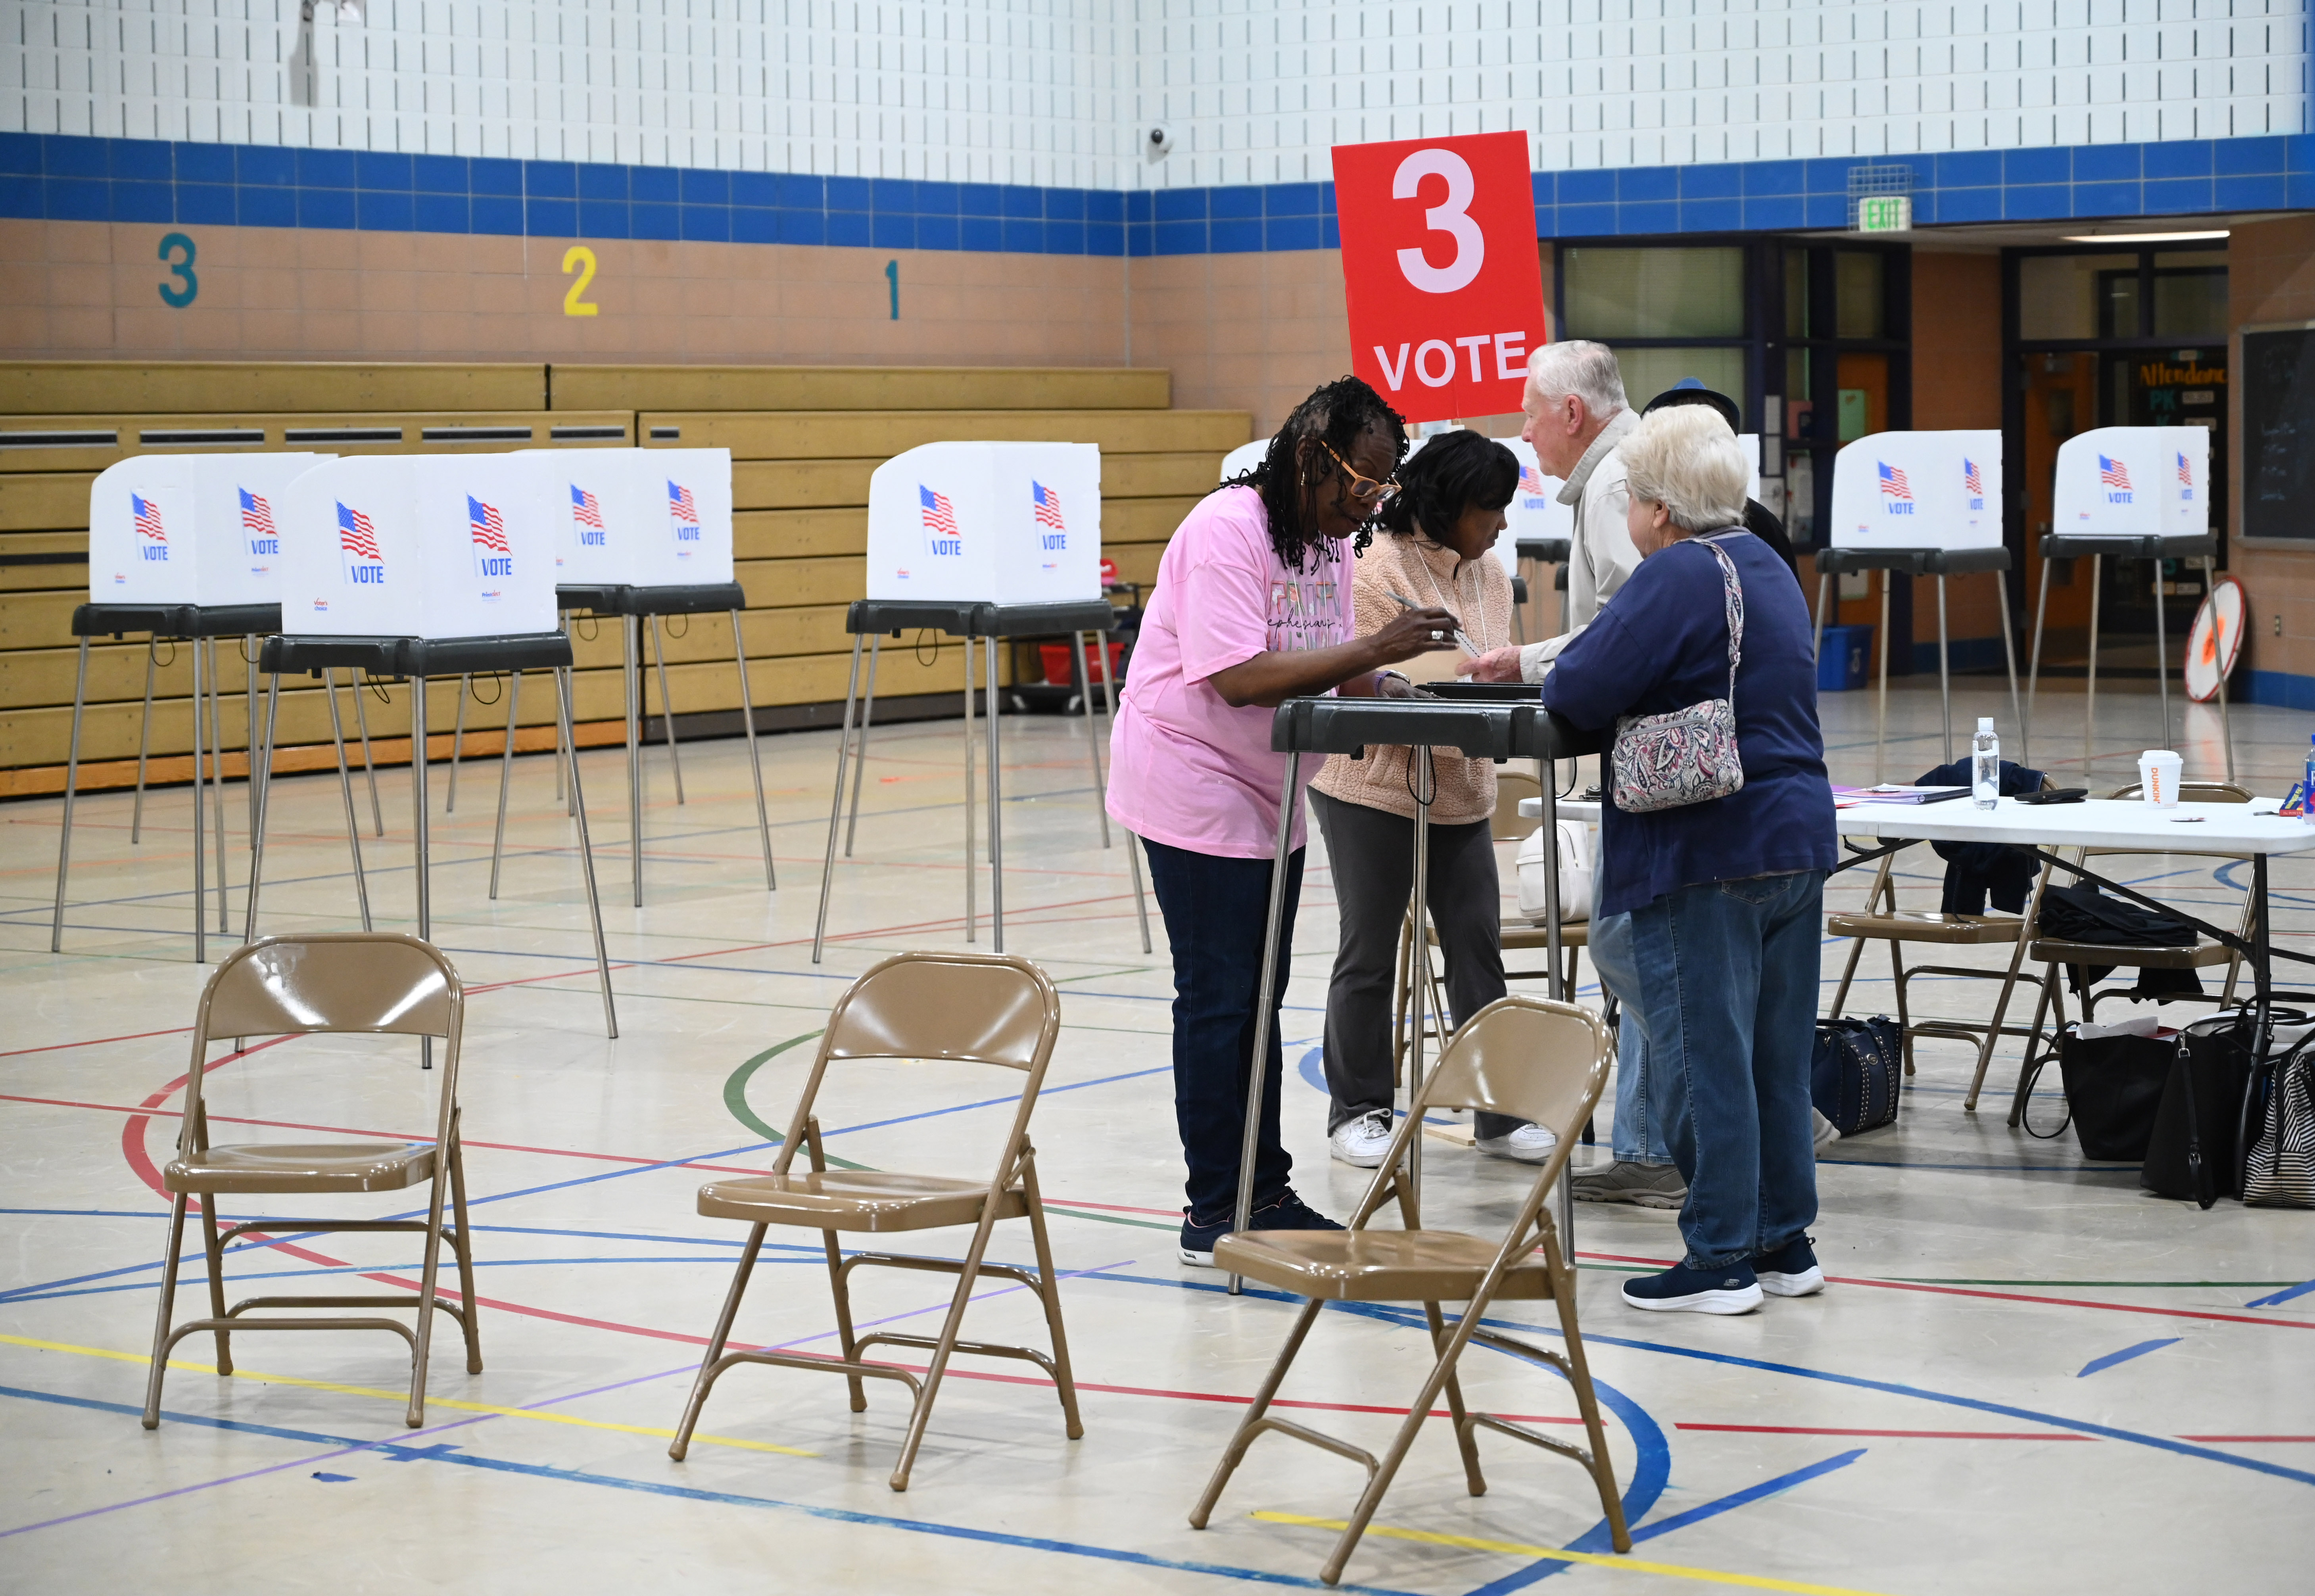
1107, 377, 1459, 1265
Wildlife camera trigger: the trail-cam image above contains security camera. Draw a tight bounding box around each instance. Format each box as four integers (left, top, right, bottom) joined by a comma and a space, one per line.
1143, 125, 1174, 162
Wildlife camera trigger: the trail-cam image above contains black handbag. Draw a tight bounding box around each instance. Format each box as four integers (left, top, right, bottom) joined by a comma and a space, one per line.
2048, 1027, 2177, 1162
1811, 1017, 1902, 1137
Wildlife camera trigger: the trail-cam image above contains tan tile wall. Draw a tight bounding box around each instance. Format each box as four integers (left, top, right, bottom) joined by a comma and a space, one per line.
2227, 215, 2315, 689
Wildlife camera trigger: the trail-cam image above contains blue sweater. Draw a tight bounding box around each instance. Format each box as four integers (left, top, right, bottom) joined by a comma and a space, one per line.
1542, 530, 1836, 917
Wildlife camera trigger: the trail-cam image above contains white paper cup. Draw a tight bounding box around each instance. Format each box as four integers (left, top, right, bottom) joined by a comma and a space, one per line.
2138, 750, 2183, 806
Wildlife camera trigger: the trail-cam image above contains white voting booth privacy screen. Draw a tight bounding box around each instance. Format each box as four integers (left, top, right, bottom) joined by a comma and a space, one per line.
89, 453, 331, 606
1830, 431, 2003, 551
521, 447, 735, 587
866, 442, 1100, 603
2052, 426, 2211, 539
278, 455, 557, 639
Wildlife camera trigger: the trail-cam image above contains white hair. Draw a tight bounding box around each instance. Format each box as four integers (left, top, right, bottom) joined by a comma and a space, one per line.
1526, 340, 1628, 420
1617, 405, 1750, 534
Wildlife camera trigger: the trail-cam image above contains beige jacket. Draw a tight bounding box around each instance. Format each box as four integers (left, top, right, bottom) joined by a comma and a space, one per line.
1309, 530, 1513, 825
1516, 405, 1640, 680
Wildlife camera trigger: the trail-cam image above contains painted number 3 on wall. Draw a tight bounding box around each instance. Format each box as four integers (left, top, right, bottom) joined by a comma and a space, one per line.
562, 245, 599, 317
157, 232, 197, 307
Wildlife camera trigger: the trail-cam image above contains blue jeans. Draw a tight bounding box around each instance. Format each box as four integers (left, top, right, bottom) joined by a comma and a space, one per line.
1583, 910, 1675, 1166
1626, 871, 1824, 1270
1140, 836, 1304, 1224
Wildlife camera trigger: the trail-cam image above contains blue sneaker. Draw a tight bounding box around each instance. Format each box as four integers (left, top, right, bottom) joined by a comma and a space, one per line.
1753, 1235, 1825, 1297
1177, 1191, 1344, 1268
1621, 1260, 1763, 1314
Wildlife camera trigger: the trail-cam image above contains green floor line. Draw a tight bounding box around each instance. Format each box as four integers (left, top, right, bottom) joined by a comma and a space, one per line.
721, 1030, 877, 1172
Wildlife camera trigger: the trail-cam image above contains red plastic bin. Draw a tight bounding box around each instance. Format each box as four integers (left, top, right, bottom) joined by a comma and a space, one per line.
1040, 639, 1126, 686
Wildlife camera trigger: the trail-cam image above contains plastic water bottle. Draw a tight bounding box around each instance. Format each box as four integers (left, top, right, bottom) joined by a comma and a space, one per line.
2303, 733, 2315, 826
1972, 717, 2000, 810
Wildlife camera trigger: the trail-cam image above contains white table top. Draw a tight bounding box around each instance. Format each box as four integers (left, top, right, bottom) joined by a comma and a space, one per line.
1519, 794, 2315, 855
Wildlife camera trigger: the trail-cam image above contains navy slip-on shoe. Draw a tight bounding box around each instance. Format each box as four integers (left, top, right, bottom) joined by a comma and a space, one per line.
1753, 1235, 1826, 1297
1621, 1259, 1764, 1314
1178, 1190, 1344, 1267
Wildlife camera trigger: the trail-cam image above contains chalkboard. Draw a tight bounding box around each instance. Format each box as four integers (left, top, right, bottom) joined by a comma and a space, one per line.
2244, 322, 2315, 541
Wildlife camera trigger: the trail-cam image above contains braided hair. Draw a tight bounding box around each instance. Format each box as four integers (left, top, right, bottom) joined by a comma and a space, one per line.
1222, 376, 1409, 571
1372, 428, 1518, 546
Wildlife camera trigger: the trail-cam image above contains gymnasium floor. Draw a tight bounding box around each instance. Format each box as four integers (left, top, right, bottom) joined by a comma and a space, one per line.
2, 679, 2308, 1593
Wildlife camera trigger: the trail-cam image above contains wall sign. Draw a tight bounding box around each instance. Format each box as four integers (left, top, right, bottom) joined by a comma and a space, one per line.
1331, 130, 1546, 425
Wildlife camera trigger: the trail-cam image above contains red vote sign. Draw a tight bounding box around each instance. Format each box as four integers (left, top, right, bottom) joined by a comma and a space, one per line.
1332, 130, 1547, 425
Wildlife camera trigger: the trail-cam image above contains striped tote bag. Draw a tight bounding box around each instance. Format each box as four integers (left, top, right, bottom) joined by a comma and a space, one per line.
2244, 1042, 2315, 1207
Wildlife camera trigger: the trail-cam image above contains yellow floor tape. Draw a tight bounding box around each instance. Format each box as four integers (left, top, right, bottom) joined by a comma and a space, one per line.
1253, 1512, 1903, 1596
0, 1330, 814, 1456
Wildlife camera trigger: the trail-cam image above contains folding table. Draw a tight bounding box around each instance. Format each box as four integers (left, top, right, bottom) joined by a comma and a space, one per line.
1230, 692, 1602, 1294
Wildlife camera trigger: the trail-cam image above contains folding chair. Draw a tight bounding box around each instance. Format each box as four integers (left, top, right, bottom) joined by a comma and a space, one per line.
669, 951, 1081, 1491
143, 934, 480, 1430
1190, 995, 1627, 1588
2005, 781, 2254, 1124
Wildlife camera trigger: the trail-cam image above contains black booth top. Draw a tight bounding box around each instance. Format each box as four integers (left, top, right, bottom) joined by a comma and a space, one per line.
262, 631, 574, 677
1812, 545, 2012, 577
844, 597, 1119, 638
1267, 693, 1603, 761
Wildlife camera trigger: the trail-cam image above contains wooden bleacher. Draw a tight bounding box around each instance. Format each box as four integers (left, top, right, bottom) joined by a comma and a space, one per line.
0, 361, 1246, 796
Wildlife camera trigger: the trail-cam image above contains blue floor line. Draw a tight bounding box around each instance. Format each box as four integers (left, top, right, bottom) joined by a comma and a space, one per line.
2076, 1338, 2182, 1377
2246, 1278, 2315, 1308
1630, 1448, 1866, 1545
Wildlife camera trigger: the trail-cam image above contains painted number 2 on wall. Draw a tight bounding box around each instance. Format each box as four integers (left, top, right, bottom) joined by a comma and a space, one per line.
563, 246, 599, 316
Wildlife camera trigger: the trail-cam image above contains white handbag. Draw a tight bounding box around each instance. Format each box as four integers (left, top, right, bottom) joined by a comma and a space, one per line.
1515, 819, 1593, 924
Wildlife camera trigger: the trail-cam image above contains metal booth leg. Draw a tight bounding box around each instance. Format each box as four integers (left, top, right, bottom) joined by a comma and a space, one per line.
810, 634, 866, 965
1407, 746, 1434, 1207
204, 638, 230, 939
1812, 571, 1831, 668
844, 633, 882, 857
623, 614, 643, 907
446, 673, 469, 813
556, 665, 620, 1040
1228, 753, 1302, 1296
963, 633, 977, 943
242, 674, 282, 943
1998, 565, 2023, 752
489, 670, 523, 900
2152, 555, 2173, 752
2025, 553, 2053, 770
48, 636, 90, 955
1091, 630, 1151, 954
1071, 633, 1113, 846
1541, 740, 1574, 1248
985, 631, 1005, 954
1936, 572, 1953, 765
244, 635, 260, 836
648, 613, 685, 806
1875, 572, 1892, 784
324, 668, 372, 932
730, 609, 776, 890
132, 641, 156, 843
2084, 554, 2103, 776
190, 635, 207, 964
351, 670, 384, 836
413, 674, 434, 1071
2208, 555, 2236, 781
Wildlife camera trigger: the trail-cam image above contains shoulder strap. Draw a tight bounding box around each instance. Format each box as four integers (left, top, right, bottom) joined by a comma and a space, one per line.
1695, 533, 1745, 702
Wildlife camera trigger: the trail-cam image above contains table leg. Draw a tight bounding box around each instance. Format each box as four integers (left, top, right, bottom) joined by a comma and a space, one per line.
844, 633, 881, 856
731, 609, 776, 891
810, 634, 866, 965
1229, 752, 1301, 1297
48, 636, 90, 955
131, 641, 155, 843
557, 665, 620, 1041
986, 632, 1004, 955
2242, 851, 2273, 1197
325, 668, 371, 932
489, 670, 523, 900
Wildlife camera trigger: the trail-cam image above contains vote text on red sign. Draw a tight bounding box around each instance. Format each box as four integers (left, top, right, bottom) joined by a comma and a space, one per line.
1332, 130, 1545, 424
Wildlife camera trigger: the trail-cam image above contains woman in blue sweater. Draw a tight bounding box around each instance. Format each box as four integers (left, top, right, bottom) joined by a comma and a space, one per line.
1541, 405, 1837, 1314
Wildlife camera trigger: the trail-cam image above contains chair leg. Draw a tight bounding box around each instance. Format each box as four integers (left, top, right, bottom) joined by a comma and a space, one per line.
1423, 1301, 1486, 1496
671, 1223, 769, 1460
1554, 1284, 1634, 1554
1390, 909, 1413, 1089
1321, 1304, 1490, 1586
1020, 1154, 1085, 1440
406, 1165, 451, 1427
1827, 935, 1866, 1019
447, 1125, 484, 1374
889, 1212, 1004, 1491
822, 1228, 868, 1413
1888, 940, 1916, 1076
144, 1193, 190, 1427
1188, 1296, 1326, 1529
199, 1197, 232, 1375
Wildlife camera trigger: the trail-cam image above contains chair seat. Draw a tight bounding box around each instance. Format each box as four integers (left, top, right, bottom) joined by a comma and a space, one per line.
697, 1171, 1029, 1232
2027, 938, 2237, 970
1213, 1228, 1556, 1303
1499, 919, 1587, 950
164, 1141, 435, 1194
1827, 911, 2022, 945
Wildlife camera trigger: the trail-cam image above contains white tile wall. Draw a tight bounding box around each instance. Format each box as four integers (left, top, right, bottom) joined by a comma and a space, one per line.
6, 2, 2308, 188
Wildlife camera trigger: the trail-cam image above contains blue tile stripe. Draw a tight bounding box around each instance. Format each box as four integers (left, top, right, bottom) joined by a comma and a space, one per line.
2, 131, 2309, 255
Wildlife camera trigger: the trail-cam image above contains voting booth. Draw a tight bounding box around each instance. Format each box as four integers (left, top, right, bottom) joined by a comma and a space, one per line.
2027, 426, 2226, 774
866, 441, 1102, 604
1818, 430, 2018, 776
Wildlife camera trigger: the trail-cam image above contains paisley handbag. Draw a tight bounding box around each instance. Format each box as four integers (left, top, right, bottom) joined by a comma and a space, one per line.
1609, 535, 1745, 814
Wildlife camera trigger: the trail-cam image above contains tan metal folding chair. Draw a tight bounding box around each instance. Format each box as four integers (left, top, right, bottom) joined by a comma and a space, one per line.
668, 951, 1081, 1491
143, 934, 480, 1430
1190, 995, 1627, 1588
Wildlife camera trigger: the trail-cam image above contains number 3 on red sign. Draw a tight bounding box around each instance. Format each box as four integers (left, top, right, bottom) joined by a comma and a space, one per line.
1394, 150, 1483, 294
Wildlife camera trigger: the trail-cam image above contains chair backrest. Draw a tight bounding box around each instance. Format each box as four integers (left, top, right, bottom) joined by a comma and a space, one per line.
1415, 996, 1612, 1144
775, 952, 1062, 1177
1492, 769, 1543, 843
2104, 781, 2252, 804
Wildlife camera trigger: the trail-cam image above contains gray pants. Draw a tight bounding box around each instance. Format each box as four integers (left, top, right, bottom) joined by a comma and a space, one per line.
1312, 787, 1524, 1140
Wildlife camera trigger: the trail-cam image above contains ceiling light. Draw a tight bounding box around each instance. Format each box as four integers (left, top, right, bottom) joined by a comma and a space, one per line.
2060, 229, 2230, 243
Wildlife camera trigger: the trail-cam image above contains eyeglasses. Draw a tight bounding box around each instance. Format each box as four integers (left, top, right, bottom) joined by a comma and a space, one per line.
1317, 441, 1400, 506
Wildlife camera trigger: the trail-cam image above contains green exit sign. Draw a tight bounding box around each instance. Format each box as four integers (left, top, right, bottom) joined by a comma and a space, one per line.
1858, 195, 1912, 233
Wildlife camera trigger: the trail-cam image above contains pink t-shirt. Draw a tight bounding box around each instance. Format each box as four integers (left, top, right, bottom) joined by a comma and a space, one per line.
1107, 486, 1350, 858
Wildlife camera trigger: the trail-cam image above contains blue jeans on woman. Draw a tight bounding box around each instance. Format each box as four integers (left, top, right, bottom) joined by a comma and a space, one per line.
1584, 910, 1676, 1166
1625, 871, 1824, 1270
1140, 836, 1304, 1225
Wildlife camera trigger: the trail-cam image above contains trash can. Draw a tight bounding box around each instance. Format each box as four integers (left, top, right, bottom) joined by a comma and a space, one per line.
1817, 623, 1873, 692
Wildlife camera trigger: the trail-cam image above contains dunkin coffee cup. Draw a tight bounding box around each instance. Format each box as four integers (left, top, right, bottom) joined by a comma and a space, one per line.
2138, 750, 2183, 807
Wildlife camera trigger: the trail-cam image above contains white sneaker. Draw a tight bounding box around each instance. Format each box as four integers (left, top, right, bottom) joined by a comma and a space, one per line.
1328, 1110, 1394, 1168
1475, 1123, 1559, 1163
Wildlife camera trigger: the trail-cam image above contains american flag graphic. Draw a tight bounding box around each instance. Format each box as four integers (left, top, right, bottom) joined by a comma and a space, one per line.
2098, 455, 2133, 491
131, 493, 165, 542
1963, 459, 1983, 496
668, 481, 699, 524
337, 501, 382, 560
239, 487, 275, 538
1032, 480, 1066, 531
1877, 462, 1912, 501
1518, 464, 1547, 496
920, 485, 958, 538
570, 483, 605, 528
468, 496, 511, 554
2177, 451, 2194, 487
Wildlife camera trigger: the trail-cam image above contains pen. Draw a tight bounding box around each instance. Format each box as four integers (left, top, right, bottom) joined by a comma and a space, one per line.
1386, 590, 1477, 656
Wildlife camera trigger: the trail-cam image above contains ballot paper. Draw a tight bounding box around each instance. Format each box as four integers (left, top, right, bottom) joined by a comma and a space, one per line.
1831, 784, 1969, 808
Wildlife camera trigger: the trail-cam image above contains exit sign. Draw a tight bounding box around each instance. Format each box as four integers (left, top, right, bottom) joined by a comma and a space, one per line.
1858, 195, 1912, 233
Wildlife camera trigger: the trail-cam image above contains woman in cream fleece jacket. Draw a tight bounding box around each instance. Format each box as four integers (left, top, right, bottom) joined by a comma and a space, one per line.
1307, 429, 1557, 1168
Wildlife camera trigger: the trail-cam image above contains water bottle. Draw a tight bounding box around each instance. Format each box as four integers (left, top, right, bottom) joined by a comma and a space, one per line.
1971, 717, 2000, 810
2303, 733, 2315, 825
